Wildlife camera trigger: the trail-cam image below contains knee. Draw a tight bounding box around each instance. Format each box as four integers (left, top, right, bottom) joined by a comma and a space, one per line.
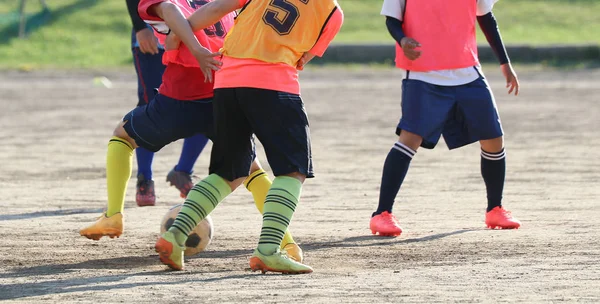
480, 136, 504, 153
250, 159, 263, 173
281, 172, 306, 184
398, 130, 423, 152
227, 177, 246, 191
112, 122, 137, 148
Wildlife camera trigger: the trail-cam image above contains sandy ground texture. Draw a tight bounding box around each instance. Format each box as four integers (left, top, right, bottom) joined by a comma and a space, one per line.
0, 67, 599, 303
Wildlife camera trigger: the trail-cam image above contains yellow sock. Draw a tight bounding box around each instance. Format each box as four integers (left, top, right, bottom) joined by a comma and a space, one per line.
106, 136, 134, 217
244, 169, 296, 247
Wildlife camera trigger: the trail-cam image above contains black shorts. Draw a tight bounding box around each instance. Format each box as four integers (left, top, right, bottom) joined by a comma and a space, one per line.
122, 94, 214, 153
209, 88, 314, 181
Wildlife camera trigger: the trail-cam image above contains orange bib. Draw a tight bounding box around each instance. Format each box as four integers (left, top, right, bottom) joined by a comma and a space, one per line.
222, 0, 338, 66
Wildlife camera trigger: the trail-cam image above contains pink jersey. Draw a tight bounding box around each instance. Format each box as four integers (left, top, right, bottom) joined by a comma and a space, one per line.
395, 0, 479, 71
138, 0, 235, 100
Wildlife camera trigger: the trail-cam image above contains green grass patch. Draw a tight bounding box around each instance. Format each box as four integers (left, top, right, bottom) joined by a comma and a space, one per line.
0, 0, 132, 69
0, 0, 598, 69
336, 0, 600, 44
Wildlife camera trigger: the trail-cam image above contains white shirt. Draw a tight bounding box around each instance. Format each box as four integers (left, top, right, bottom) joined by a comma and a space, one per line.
381, 0, 500, 86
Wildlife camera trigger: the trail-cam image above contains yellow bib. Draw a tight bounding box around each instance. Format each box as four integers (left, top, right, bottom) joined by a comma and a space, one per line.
222, 0, 338, 66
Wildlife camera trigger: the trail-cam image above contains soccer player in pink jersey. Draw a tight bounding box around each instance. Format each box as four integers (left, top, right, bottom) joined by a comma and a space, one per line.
126, 0, 210, 206
153, 0, 343, 273
80, 0, 303, 263
370, 0, 521, 237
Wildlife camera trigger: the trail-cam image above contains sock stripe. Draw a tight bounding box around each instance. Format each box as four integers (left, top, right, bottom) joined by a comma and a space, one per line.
393, 142, 415, 158
263, 212, 291, 224
268, 188, 297, 200
172, 219, 192, 233
109, 138, 133, 151
177, 213, 196, 230
260, 233, 283, 240
263, 216, 290, 227
183, 199, 203, 214
245, 171, 267, 189
260, 231, 285, 239
481, 149, 506, 161
191, 184, 218, 207
186, 201, 208, 219
259, 238, 282, 244
171, 224, 187, 235
261, 226, 286, 235
265, 195, 297, 212
258, 241, 282, 245
395, 142, 416, 154
201, 180, 222, 197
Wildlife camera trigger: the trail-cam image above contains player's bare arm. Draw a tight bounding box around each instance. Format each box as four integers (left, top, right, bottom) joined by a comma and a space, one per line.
187, 0, 242, 32
477, 11, 519, 95
149, 2, 222, 82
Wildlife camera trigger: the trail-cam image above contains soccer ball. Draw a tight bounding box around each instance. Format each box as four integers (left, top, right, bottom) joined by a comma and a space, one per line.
160, 204, 213, 256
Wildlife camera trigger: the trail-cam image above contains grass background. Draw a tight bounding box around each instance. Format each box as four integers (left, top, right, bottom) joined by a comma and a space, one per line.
0, 0, 599, 69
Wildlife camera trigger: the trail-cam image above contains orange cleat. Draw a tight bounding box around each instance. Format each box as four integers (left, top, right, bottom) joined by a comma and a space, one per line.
485, 207, 521, 229
370, 211, 402, 237
155, 231, 185, 270
79, 213, 123, 240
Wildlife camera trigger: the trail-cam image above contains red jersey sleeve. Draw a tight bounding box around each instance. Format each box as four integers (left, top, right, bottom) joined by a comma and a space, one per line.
138, 0, 168, 21
309, 7, 344, 57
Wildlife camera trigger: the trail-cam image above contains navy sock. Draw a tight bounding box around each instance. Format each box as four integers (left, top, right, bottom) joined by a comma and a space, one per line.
175, 134, 209, 174
374, 142, 415, 216
481, 148, 506, 212
135, 147, 154, 180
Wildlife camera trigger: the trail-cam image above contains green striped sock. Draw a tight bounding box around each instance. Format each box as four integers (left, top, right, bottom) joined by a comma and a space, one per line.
169, 174, 231, 246
257, 176, 302, 255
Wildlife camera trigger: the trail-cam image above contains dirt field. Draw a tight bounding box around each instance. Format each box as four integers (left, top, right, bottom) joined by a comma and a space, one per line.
0, 67, 599, 303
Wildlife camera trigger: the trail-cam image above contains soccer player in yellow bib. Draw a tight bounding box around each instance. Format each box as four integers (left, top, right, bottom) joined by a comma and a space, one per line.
154, 0, 344, 273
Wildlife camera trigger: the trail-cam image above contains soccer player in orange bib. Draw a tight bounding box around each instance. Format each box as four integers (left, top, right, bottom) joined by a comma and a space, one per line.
80, 0, 304, 263
370, 0, 521, 237
154, 0, 344, 273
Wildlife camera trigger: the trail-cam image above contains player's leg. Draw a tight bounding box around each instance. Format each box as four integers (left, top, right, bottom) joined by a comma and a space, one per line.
244, 158, 303, 262
239, 88, 314, 273
79, 122, 138, 240
80, 95, 194, 240
456, 76, 520, 229
166, 133, 209, 198
371, 79, 455, 237
132, 47, 165, 206
155, 90, 251, 270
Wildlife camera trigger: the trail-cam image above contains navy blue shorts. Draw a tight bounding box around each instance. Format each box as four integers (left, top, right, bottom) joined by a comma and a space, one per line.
209, 88, 313, 181
397, 77, 504, 150
122, 94, 214, 153
132, 47, 165, 107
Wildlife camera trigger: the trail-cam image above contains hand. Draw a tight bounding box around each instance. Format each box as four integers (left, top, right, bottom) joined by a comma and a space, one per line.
165, 31, 181, 51
296, 52, 316, 70
501, 63, 519, 95
400, 37, 422, 61
136, 28, 159, 55
190, 46, 222, 83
